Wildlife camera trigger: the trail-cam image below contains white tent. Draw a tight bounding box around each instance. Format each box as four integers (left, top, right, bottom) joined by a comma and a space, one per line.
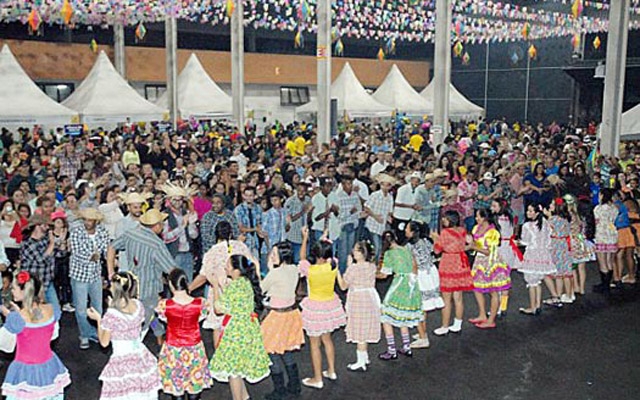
63, 51, 166, 124
156, 53, 232, 119
621, 104, 640, 140
0, 45, 77, 126
372, 64, 432, 115
420, 82, 485, 119
296, 62, 392, 117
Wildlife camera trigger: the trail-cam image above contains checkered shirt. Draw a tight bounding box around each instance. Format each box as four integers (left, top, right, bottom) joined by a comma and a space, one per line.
365, 190, 394, 236
284, 195, 310, 244
69, 224, 111, 283
234, 203, 263, 253
200, 210, 240, 255
20, 237, 55, 287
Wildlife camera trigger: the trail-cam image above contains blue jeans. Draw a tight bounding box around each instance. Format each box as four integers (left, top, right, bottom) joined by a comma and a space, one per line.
369, 231, 383, 264
175, 252, 194, 282
338, 224, 357, 273
312, 230, 324, 243
71, 279, 102, 341
290, 242, 302, 264
44, 283, 60, 311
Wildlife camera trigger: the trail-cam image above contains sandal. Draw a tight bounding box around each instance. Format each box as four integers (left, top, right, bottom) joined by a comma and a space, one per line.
468, 317, 486, 324
475, 321, 496, 329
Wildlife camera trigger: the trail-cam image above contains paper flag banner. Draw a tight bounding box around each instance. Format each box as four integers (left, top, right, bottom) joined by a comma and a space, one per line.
528, 44, 537, 59
377, 47, 385, 61
593, 35, 601, 50
61, 0, 73, 25
135, 23, 147, 41
90, 39, 98, 53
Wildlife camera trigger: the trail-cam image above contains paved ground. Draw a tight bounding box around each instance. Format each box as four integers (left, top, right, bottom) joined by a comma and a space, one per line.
1, 265, 640, 400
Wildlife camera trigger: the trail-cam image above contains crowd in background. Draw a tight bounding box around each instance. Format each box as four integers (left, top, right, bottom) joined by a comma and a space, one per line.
0, 116, 639, 400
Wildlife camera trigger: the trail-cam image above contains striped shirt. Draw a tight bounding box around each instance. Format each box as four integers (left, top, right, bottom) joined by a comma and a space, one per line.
110, 225, 175, 300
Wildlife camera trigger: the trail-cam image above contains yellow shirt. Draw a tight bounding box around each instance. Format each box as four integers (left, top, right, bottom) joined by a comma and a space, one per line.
307, 262, 337, 302
409, 134, 424, 152
286, 140, 297, 157
294, 136, 307, 156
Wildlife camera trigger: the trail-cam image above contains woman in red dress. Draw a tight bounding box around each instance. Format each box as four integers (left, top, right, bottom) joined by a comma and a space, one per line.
430, 210, 473, 336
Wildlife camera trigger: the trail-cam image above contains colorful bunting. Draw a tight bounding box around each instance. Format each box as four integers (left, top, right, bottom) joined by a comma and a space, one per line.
226, 0, 235, 18
522, 22, 530, 40
334, 38, 344, 56
462, 51, 470, 65
294, 30, 304, 48
528, 44, 537, 59
572, 0, 584, 19
27, 9, 41, 32
89, 38, 98, 53
61, 0, 73, 25
571, 33, 581, 52
135, 22, 147, 41
377, 47, 385, 62
453, 41, 463, 58
593, 35, 601, 50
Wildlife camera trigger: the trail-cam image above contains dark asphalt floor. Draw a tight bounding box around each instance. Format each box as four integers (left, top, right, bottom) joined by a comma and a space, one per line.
1, 264, 640, 400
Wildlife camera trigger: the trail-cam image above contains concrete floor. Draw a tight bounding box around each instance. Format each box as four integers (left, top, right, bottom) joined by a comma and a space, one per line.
1, 266, 639, 400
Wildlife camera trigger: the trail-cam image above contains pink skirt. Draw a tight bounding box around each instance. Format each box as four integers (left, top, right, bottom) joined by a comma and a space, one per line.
595, 243, 617, 253
300, 296, 346, 337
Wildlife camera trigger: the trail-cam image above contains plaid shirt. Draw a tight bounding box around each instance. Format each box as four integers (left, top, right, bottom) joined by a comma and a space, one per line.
200, 210, 240, 255
57, 152, 82, 183
234, 203, 263, 253
365, 190, 394, 236
69, 224, 110, 283
475, 183, 494, 210
337, 190, 362, 228
263, 207, 287, 249
284, 195, 310, 244
21, 237, 55, 287
414, 186, 442, 225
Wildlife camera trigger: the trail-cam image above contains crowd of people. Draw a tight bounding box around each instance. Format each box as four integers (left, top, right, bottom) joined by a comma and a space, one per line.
0, 117, 638, 400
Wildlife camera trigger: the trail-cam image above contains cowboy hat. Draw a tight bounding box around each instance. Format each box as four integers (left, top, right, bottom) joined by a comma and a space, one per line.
119, 192, 153, 205
432, 168, 448, 178
405, 171, 424, 184
482, 172, 495, 181
375, 173, 397, 185
423, 173, 436, 181
139, 209, 168, 226
78, 208, 104, 221
444, 189, 458, 199
26, 214, 52, 229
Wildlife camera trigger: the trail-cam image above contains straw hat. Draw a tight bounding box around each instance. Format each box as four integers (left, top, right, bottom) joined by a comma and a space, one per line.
78, 208, 104, 221
444, 189, 458, 199
158, 181, 196, 199
405, 171, 424, 184
424, 172, 437, 181
546, 174, 563, 186
375, 173, 397, 185
482, 172, 495, 182
495, 168, 508, 177
119, 192, 153, 205
139, 209, 169, 226
433, 168, 448, 178
479, 143, 491, 150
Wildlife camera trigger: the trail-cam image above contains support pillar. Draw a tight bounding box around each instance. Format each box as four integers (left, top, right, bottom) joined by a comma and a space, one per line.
231, 0, 245, 134
433, 0, 452, 148
316, 0, 331, 145
165, 16, 178, 130
600, 0, 630, 156
113, 23, 126, 77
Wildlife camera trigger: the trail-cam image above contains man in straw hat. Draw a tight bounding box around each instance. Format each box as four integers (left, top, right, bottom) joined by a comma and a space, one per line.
114, 192, 152, 272
414, 171, 444, 234
364, 173, 395, 262
159, 182, 199, 281
20, 214, 57, 308
393, 171, 423, 242
107, 208, 175, 340
69, 208, 110, 350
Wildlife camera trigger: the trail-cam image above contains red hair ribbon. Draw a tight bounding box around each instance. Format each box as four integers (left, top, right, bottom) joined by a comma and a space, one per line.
16, 271, 30, 285
555, 198, 564, 206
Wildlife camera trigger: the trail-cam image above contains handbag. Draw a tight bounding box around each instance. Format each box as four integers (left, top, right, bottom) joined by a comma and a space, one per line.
0, 326, 16, 353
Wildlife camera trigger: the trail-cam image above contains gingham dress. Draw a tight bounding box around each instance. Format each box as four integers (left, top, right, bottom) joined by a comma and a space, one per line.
343, 261, 381, 344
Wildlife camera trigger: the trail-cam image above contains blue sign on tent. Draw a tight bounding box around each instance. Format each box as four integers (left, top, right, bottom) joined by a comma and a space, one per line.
64, 124, 84, 136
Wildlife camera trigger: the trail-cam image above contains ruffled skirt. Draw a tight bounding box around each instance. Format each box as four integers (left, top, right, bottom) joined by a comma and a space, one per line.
2, 355, 71, 400
99, 340, 161, 400
300, 296, 346, 337
471, 254, 512, 293
158, 342, 213, 396
261, 309, 305, 354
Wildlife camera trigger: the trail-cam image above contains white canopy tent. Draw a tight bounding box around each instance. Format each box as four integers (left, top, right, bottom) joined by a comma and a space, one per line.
156, 53, 232, 119
621, 104, 640, 140
420, 82, 485, 119
372, 64, 432, 115
0, 45, 77, 126
63, 51, 166, 124
296, 62, 392, 117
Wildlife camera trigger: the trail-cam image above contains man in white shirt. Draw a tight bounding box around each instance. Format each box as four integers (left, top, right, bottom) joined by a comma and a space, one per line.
364, 174, 395, 262
393, 171, 422, 243
336, 175, 362, 273
370, 151, 390, 178
311, 177, 334, 242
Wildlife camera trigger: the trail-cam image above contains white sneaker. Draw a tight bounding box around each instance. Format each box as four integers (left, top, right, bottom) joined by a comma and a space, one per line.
347, 362, 367, 371
62, 303, 75, 313
560, 294, 574, 304
412, 333, 420, 340
410, 338, 430, 349
433, 327, 449, 336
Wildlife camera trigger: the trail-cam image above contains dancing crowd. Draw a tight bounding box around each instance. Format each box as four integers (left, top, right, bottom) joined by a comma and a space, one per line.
0, 117, 638, 400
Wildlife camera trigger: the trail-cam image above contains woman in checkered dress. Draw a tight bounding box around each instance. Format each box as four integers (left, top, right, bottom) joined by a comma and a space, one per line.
337, 241, 380, 372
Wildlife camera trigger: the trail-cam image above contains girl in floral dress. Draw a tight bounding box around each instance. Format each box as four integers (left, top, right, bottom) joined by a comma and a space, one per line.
518, 204, 556, 315
0, 272, 71, 400
431, 210, 472, 336
298, 228, 346, 389
542, 199, 574, 306
189, 221, 258, 347
564, 195, 595, 296
336, 240, 380, 371
377, 231, 423, 360
468, 209, 511, 329
87, 271, 161, 400
593, 189, 618, 292
209, 255, 271, 400
261, 241, 304, 399
157, 269, 213, 400
404, 221, 443, 350
490, 199, 523, 318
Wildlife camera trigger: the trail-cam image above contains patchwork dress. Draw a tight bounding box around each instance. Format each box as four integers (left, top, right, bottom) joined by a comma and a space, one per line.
548, 216, 573, 278
470, 225, 511, 293
380, 247, 423, 327
406, 239, 444, 311
594, 203, 619, 253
